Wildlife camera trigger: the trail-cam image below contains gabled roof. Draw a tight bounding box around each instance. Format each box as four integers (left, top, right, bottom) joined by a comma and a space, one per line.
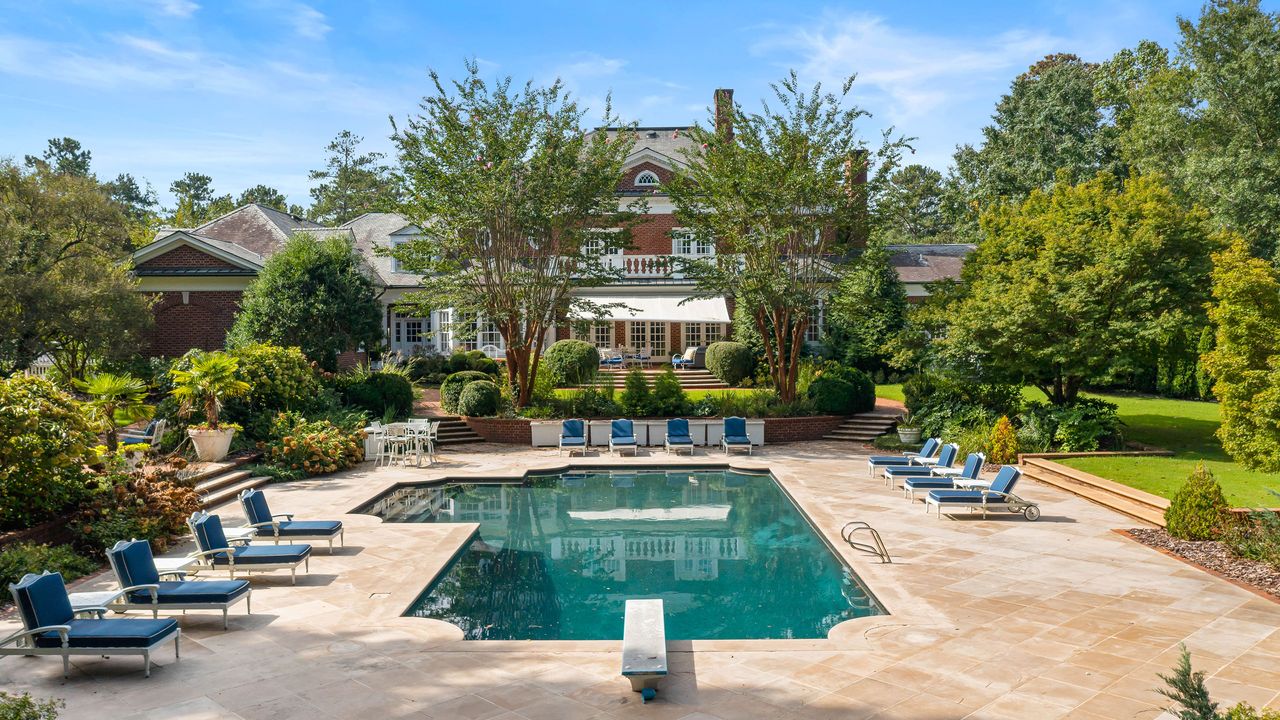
131, 230, 264, 273
886, 243, 975, 285
192, 204, 324, 257
344, 211, 424, 287
598, 127, 698, 171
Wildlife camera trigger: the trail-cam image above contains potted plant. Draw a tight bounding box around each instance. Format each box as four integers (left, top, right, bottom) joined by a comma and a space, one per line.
170, 351, 251, 462
896, 411, 922, 444
75, 372, 155, 451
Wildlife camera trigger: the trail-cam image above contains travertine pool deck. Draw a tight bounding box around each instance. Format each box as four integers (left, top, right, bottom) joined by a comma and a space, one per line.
2, 442, 1277, 719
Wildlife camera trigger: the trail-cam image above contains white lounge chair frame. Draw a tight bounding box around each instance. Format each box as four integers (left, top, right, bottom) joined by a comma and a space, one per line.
106, 543, 252, 630
237, 490, 345, 551
925, 488, 1041, 521
186, 513, 311, 584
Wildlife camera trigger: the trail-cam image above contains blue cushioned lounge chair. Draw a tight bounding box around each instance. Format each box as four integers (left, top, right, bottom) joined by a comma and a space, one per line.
925, 466, 1040, 520
1, 571, 179, 678
721, 417, 752, 455
902, 452, 984, 502
610, 419, 638, 456
883, 443, 959, 487
239, 488, 343, 551
665, 418, 694, 455
559, 418, 587, 456
866, 437, 941, 477
106, 539, 251, 629
187, 512, 311, 584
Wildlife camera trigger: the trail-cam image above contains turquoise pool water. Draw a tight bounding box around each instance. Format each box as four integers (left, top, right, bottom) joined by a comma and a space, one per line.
359, 467, 884, 640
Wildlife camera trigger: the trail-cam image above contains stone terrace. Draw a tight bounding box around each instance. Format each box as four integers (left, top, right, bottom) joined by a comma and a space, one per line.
2, 442, 1278, 720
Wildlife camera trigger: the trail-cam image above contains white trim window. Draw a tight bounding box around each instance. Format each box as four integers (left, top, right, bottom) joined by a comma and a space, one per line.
628, 321, 667, 353
634, 170, 660, 187
804, 303, 824, 344
435, 309, 452, 352
391, 311, 432, 351
672, 229, 714, 257
683, 322, 726, 349
583, 228, 621, 256
572, 322, 613, 350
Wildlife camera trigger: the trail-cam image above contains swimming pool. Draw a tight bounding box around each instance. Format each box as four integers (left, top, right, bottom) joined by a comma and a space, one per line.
358, 466, 885, 640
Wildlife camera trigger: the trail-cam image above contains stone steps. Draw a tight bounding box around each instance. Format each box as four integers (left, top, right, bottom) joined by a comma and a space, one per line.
823, 411, 900, 442
595, 368, 728, 390
425, 416, 484, 445
1020, 457, 1168, 527
195, 470, 270, 510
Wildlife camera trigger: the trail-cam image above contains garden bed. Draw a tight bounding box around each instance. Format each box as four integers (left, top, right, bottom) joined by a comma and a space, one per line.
1123, 528, 1280, 600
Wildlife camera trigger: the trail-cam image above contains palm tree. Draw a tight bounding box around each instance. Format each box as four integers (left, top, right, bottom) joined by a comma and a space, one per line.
169, 351, 250, 430
75, 372, 154, 450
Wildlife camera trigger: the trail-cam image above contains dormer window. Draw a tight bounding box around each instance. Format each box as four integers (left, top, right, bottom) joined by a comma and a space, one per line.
634, 170, 660, 187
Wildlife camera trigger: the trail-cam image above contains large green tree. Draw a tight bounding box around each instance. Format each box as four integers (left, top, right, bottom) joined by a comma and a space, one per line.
168, 172, 235, 226
1103, 0, 1280, 261
308, 131, 397, 225
665, 72, 906, 402
24, 137, 92, 177
0, 161, 151, 375
391, 61, 640, 407
228, 235, 383, 370
825, 241, 908, 374
1202, 238, 1280, 470
873, 164, 951, 243
929, 172, 1217, 404
949, 54, 1120, 226
236, 184, 289, 212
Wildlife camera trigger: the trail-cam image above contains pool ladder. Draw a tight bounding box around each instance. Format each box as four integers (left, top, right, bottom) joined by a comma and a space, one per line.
841, 521, 891, 563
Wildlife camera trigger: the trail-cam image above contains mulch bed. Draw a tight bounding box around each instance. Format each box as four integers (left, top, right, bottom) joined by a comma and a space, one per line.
1125, 527, 1280, 600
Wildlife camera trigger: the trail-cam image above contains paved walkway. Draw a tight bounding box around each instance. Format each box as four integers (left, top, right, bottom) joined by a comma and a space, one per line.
3, 442, 1277, 719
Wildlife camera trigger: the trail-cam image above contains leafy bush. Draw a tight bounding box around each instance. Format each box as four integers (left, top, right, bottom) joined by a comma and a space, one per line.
0, 375, 97, 531
0, 543, 98, 590
807, 376, 857, 415
223, 343, 324, 440
1019, 398, 1123, 452
1157, 645, 1280, 720
548, 382, 620, 419
988, 416, 1019, 464
705, 341, 755, 386
800, 359, 875, 414
337, 371, 415, 421
903, 373, 1023, 438
265, 412, 365, 476
457, 380, 501, 416
70, 471, 201, 555
1165, 464, 1230, 540
651, 367, 691, 416
542, 340, 599, 387
243, 463, 305, 485
440, 371, 493, 413
620, 368, 652, 416
0, 692, 63, 720
1225, 506, 1280, 571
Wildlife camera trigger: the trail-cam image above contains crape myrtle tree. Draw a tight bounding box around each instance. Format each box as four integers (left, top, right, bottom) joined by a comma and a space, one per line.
664, 72, 907, 402
391, 61, 641, 407
926, 172, 1217, 404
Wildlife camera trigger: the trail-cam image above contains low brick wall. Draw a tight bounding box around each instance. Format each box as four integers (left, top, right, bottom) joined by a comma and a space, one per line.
463, 415, 845, 445
761, 415, 845, 443
464, 417, 532, 444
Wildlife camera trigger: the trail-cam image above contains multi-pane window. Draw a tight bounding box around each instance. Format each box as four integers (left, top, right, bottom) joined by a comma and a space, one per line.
683, 322, 727, 349
478, 320, 503, 350
628, 321, 667, 353
572, 322, 613, 350
391, 311, 431, 349
804, 304, 824, 344
672, 230, 714, 256
634, 170, 660, 187
436, 309, 452, 351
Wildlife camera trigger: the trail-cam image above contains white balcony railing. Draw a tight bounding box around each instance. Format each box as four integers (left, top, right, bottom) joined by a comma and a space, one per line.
604, 254, 714, 278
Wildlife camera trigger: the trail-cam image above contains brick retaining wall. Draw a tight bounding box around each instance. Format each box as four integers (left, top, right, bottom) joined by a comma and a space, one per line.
464, 417, 533, 444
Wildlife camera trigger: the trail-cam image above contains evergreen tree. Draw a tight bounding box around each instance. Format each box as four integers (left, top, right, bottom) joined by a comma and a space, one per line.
874, 164, 950, 243
826, 241, 908, 374
168, 172, 234, 226
236, 184, 290, 212
308, 131, 396, 224
24, 137, 92, 177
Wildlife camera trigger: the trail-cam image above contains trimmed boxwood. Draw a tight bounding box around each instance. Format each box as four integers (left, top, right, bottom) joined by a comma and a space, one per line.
441, 371, 493, 413
542, 339, 599, 387
457, 380, 501, 416
705, 341, 754, 386
807, 376, 857, 415
338, 372, 415, 421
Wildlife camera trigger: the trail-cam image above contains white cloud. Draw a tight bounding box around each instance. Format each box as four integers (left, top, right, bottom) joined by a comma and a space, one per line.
290, 4, 332, 40
152, 0, 199, 18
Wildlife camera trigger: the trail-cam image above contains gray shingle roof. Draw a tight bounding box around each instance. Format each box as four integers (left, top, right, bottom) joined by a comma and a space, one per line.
599, 127, 699, 169
343, 212, 423, 287
193, 204, 324, 257
886, 243, 974, 284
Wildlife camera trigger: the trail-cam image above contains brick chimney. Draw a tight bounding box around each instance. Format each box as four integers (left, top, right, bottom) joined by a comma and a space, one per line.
714, 88, 734, 140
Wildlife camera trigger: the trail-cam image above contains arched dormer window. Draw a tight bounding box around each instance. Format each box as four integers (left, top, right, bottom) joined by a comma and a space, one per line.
634, 170, 660, 187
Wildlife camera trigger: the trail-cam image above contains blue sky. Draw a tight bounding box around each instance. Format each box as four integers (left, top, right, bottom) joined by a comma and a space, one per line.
0, 0, 1213, 209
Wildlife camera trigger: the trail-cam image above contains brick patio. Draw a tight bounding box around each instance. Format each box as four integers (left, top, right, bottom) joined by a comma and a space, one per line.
2, 442, 1277, 719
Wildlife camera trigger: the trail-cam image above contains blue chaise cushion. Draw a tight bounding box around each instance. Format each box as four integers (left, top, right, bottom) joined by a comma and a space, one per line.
130, 580, 250, 605
724, 435, 751, 445
560, 436, 586, 446
884, 466, 935, 477
667, 435, 693, 444
275, 520, 342, 537
612, 436, 637, 445
928, 490, 986, 503
34, 618, 178, 649
12, 572, 74, 629
903, 478, 956, 490
110, 540, 161, 588
241, 490, 273, 526
868, 456, 914, 465
210, 544, 311, 566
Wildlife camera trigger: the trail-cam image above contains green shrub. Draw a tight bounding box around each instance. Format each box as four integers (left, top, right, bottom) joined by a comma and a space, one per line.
265, 412, 365, 476
223, 343, 324, 439
0, 375, 97, 531
904, 373, 1023, 438
1165, 464, 1230, 540
457, 380, 501, 416
550, 382, 620, 419
0, 543, 98, 590
541, 340, 600, 387
1019, 398, 1122, 452
651, 367, 690, 416
620, 368, 653, 416
807, 376, 857, 415
70, 470, 201, 555
988, 416, 1019, 464
1224, 489, 1280, 570
338, 372, 415, 421
0, 691, 63, 720
242, 463, 305, 485
440, 371, 493, 413
705, 341, 755, 386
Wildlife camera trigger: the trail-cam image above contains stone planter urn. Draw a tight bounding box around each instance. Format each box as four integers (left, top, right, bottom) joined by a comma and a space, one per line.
188, 427, 235, 462
896, 426, 922, 444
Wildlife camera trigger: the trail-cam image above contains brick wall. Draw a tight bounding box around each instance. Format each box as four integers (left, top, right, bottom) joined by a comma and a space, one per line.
762, 415, 845, 443
464, 417, 532, 444
137, 245, 241, 270
626, 211, 680, 255
619, 161, 676, 193
146, 290, 243, 356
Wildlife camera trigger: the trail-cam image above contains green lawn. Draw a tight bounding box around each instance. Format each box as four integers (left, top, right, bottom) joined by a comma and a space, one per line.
874, 384, 1280, 506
